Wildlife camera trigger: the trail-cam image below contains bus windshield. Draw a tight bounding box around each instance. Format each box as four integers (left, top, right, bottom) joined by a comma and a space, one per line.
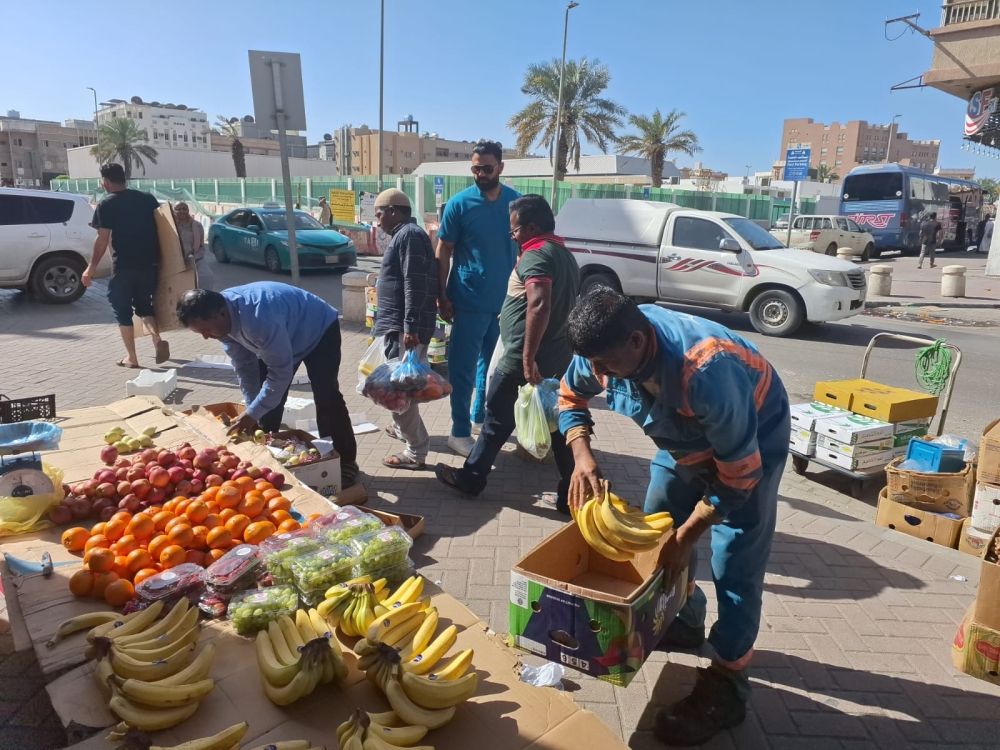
842, 173, 903, 202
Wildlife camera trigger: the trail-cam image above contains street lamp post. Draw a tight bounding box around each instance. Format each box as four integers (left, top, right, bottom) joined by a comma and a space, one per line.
377, 0, 385, 193
550, 1, 579, 209
86, 87, 98, 130
885, 114, 902, 164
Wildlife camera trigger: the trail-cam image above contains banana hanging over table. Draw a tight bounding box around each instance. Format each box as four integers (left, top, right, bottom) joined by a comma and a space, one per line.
88, 599, 164, 643
47, 611, 120, 648
149, 721, 247, 750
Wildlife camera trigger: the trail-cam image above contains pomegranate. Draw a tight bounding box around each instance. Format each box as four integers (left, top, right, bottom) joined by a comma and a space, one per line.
162, 482, 175, 497
71, 498, 92, 520
131, 479, 152, 499
49, 505, 73, 525
92, 497, 114, 514
99, 505, 116, 522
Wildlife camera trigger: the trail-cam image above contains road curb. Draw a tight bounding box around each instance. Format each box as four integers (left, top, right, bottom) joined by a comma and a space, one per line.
864, 300, 1000, 310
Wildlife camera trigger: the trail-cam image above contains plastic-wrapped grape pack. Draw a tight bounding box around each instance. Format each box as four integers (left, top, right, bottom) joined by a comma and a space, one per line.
351, 526, 413, 575
290, 544, 358, 605
260, 529, 323, 584
315, 511, 384, 546
227, 585, 298, 635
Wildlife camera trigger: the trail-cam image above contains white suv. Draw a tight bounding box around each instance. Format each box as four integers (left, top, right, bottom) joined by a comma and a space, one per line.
0, 188, 110, 303
771, 214, 877, 261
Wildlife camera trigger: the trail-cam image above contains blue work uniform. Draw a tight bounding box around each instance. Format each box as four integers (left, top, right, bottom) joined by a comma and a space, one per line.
437, 183, 520, 437
558, 306, 790, 666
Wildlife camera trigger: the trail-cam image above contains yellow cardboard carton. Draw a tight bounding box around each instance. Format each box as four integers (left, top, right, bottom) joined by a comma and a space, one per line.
952, 605, 1000, 686
813, 379, 938, 423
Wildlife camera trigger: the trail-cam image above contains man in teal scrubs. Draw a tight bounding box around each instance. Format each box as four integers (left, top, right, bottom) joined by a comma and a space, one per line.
436, 141, 521, 456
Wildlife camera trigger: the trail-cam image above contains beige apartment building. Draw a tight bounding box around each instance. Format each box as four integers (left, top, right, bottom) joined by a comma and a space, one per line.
0, 112, 99, 187
775, 118, 940, 181
345, 124, 518, 176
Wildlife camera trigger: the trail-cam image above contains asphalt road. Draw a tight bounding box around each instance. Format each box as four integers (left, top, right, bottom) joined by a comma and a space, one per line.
190, 254, 1000, 443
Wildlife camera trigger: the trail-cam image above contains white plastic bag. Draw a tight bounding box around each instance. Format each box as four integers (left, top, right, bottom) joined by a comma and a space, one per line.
358, 337, 387, 393
514, 384, 551, 460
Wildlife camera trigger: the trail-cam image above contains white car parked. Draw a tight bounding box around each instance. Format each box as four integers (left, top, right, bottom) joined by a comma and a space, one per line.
556, 199, 867, 337
771, 214, 877, 261
0, 188, 110, 303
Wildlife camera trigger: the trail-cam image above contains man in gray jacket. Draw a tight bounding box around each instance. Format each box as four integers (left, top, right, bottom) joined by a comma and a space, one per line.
373, 188, 439, 470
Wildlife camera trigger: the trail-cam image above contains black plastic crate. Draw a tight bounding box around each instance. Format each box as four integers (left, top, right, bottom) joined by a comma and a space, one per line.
0, 394, 56, 424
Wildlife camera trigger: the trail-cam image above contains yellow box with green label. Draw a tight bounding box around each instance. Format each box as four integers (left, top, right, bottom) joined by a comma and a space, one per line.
813, 379, 938, 423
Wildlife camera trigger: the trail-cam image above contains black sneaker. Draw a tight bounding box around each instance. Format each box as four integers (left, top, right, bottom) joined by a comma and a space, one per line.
654, 618, 706, 652
653, 665, 748, 747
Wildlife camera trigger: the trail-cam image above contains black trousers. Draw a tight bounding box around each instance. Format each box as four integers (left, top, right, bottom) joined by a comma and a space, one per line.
456, 368, 574, 504
257, 321, 357, 466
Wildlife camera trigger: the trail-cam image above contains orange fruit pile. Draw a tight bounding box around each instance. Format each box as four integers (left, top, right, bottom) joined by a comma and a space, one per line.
64, 476, 304, 606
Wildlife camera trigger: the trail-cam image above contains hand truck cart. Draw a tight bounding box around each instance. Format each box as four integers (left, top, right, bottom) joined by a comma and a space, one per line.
789, 333, 962, 498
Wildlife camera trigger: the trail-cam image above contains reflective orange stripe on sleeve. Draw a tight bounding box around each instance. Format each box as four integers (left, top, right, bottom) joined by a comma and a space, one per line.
676, 448, 715, 466
558, 377, 590, 412
681, 337, 773, 412
714, 451, 762, 482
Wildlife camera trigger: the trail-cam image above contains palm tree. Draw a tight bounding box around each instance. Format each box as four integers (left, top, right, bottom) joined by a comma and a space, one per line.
211, 117, 247, 178
90, 119, 158, 180
978, 176, 998, 202
816, 164, 840, 184
508, 58, 625, 180
617, 109, 700, 188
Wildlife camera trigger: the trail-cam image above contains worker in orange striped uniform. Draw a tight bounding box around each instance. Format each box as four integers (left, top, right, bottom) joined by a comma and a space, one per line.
558, 286, 790, 747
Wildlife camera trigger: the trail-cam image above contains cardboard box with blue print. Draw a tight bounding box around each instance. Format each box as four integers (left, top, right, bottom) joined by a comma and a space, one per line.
267, 429, 342, 498
509, 522, 687, 687
875, 488, 963, 549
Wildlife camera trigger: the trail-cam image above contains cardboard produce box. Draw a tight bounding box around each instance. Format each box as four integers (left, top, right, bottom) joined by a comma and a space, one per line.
817, 434, 893, 458
814, 413, 894, 445
509, 523, 687, 687
269, 429, 342, 498
972, 483, 1000, 534
133, 203, 196, 337
952, 604, 1000, 687
976, 526, 1000, 631
979, 418, 1000, 486
894, 417, 932, 435
874, 488, 963, 549
181, 402, 246, 420
959, 518, 993, 558
789, 428, 816, 456
789, 401, 849, 430
813, 378, 938, 423
885, 456, 974, 516
814, 445, 892, 471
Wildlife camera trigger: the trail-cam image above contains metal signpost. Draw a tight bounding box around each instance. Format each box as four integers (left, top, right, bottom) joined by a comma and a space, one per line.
782, 147, 811, 246
434, 177, 445, 208
249, 50, 307, 286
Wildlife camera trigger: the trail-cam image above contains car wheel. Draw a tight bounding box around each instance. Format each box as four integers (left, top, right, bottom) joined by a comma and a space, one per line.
825, 243, 838, 256
579, 271, 621, 297
212, 237, 230, 264
29, 255, 86, 304
265, 246, 282, 273
863, 243, 879, 261
749, 288, 804, 337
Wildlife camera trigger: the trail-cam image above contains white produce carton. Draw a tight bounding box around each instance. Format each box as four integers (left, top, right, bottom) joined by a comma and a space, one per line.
817, 434, 894, 458
789, 402, 850, 431
814, 413, 893, 445
789, 429, 817, 456
125, 369, 177, 400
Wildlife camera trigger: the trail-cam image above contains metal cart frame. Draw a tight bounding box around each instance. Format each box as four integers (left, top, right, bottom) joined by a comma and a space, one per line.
789, 332, 963, 498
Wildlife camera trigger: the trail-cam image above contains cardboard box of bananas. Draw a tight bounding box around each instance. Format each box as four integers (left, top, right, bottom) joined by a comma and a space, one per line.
348, 576, 478, 733
254, 607, 348, 705
571, 481, 673, 561
58, 598, 218, 732
105, 720, 321, 750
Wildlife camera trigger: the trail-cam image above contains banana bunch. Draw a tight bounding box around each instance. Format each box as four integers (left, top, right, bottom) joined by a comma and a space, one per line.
572, 483, 673, 562
317, 575, 389, 637
106, 721, 252, 750
337, 708, 433, 749
88, 599, 218, 731
255, 609, 347, 705
47, 610, 121, 648
351, 598, 477, 731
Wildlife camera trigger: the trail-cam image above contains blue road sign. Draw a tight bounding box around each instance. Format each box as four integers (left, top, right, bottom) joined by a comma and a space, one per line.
642, 186, 651, 199
783, 148, 811, 181
434, 176, 444, 206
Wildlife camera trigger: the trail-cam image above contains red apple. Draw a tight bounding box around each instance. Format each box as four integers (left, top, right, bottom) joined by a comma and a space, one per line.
116, 480, 131, 497
97, 469, 117, 485
131, 479, 152, 499
140, 449, 159, 464
209, 461, 225, 476
49, 505, 73, 525
61, 494, 76, 507
221, 454, 240, 470
71, 498, 92, 520
125, 467, 144, 482
193, 452, 213, 470
178, 446, 197, 462
232, 468, 248, 480
205, 474, 224, 487
189, 479, 204, 495
148, 467, 170, 488
246, 467, 262, 480
92, 496, 113, 512
162, 482, 175, 497
179, 458, 193, 470
119, 495, 141, 512
95, 482, 117, 499
174, 479, 193, 496
269, 472, 286, 488
147, 487, 167, 505
99, 505, 117, 522
167, 465, 186, 485
145, 462, 160, 473
115, 468, 128, 481
192, 468, 209, 482
157, 450, 176, 466
114, 456, 131, 469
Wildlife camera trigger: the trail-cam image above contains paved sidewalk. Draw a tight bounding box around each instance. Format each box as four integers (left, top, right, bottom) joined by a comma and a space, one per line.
1, 279, 999, 749
862, 251, 1000, 307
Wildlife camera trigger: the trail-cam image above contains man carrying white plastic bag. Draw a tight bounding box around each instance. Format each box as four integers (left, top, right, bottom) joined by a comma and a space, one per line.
436, 195, 579, 514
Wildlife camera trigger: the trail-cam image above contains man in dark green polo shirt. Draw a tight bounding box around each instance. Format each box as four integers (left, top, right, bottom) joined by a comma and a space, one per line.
436, 194, 579, 513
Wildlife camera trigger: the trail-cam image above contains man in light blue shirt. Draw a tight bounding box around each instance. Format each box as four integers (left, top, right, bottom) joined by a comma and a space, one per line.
176, 282, 358, 487
436, 140, 520, 456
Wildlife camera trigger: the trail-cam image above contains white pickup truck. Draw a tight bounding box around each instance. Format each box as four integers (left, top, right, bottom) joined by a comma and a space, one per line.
555, 199, 867, 337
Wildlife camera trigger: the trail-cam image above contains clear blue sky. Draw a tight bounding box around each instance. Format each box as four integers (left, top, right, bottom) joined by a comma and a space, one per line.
6, 0, 996, 180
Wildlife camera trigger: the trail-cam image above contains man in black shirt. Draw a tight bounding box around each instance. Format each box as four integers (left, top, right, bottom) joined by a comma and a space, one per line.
83, 163, 169, 367
917, 211, 943, 269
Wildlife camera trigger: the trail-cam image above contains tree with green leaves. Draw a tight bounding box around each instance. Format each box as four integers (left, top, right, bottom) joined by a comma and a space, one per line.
978, 176, 998, 202
617, 109, 700, 188
508, 58, 625, 181
89, 118, 158, 181
210, 117, 247, 179
816, 164, 840, 184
